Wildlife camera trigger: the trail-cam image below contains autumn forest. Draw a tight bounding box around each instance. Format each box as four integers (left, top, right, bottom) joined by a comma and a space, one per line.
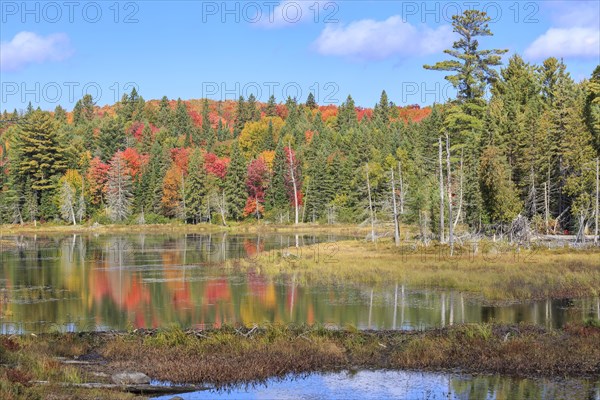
1, 11, 599, 241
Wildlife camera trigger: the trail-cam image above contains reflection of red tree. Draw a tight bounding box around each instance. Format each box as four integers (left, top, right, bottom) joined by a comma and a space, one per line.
204, 278, 231, 305
90, 264, 110, 303
243, 239, 264, 258
89, 262, 150, 312
172, 285, 192, 308
122, 277, 150, 311
247, 271, 268, 301
307, 303, 314, 325
161, 252, 192, 309
134, 311, 145, 328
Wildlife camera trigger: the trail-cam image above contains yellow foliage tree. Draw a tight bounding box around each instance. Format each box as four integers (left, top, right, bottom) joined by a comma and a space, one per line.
162, 163, 184, 218
238, 116, 283, 158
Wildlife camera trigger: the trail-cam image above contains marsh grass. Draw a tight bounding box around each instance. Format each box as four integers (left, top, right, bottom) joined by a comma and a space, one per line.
0, 221, 376, 237
238, 239, 600, 303
0, 334, 119, 400
1, 323, 599, 398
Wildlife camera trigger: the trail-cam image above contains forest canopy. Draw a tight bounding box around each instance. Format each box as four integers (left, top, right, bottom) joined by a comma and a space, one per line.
0, 10, 598, 240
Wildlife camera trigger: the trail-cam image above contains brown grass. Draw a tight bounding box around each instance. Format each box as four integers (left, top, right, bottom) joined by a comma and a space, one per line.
240, 239, 600, 303
2, 323, 599, 398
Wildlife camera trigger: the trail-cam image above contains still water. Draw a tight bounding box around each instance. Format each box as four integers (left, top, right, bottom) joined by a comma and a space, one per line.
152, 370, 600, 400
0, 233, 598, 333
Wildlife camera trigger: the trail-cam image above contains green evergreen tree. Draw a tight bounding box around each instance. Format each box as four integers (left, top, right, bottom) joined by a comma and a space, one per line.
263, 120, 275, 151
265, 95, 277, 117
306, 92, 317, 109
225, 142, 247, 221
373, 90, 390, 124
247, 94, 261, 122
584, 65, 600, 155
234, 96, 246, 137
337, 95, 357, 132
157, 96, 172, 128
98, 117, 126, 162
265, 140, 288, 218
72, 94, 95, 125
140, 142, 169, 214
201, 98, 213, 146
54, 105, 67, 123
173, 99, 195, 145
479, 145, 521, 223
424, 10, 507, 102
186, 149, 208, 223
13, 110, 67, 192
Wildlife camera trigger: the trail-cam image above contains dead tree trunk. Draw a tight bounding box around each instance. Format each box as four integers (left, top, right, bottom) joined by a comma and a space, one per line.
391, 167, 400, 246
438, 137, 445, 243
366, 163, 375, 243
595, 157, 599, 243
446, 133, 453, 255
398, 161, 405, 214
287, 143, 299, 225
453, 149, 463, 230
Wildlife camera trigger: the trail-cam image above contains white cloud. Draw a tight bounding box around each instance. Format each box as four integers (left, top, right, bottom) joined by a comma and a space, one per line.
524, 1, 599, 60
313, 16, 453, 61
0, 31, 73, 72
524, 27, 599, 60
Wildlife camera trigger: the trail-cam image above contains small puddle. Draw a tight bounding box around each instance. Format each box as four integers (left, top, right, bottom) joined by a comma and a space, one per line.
151, 370, 600, 400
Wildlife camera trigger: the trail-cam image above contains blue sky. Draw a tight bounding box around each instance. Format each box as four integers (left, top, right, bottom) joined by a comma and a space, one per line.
1, 0, 599, 111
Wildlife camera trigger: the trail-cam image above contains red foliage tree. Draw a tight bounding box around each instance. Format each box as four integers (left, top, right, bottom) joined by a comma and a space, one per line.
189, 110, 203, 128
397, 105, 432, 123
120, 147, 148, 180
204, 152, 229, 179
304, 130, 315, 144
356, 108, 372, 121
127, 122, 159, 141
86, 157, 110, 205
319, 105, 338, 121
170, 148, 190, 175
244, 158, 270, 218
128, 122, 145, 140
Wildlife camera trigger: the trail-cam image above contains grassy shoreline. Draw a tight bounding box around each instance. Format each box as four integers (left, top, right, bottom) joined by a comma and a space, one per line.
1, 323, 599, 399
0, 221, 379, 237
236, 239, 600, 304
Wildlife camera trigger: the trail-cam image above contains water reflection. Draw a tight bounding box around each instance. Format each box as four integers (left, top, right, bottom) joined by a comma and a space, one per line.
0, 233, 598, 333
152, 370, 600, 400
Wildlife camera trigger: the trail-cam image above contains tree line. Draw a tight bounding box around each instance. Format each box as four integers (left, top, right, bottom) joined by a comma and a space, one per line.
0, 10, 598, 242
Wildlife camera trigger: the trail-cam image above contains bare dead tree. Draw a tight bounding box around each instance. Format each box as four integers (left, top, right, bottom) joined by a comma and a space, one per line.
544, 182, 550, 234
366, 162, 375, 242
397, 161, 405, 214
215, 189, 228, 226
453, 149, 464, 230
287, 142, 299, 225
438, 137, 445, 243
594, 158, 600, 243
446, 133, 453, 255
106, 156, 133, 222
59, 181, 77, 225
391, 167, 400, 246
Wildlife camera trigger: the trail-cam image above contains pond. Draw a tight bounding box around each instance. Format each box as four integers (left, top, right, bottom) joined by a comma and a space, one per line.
0, 233, 598, 333
151, 370, 600, 400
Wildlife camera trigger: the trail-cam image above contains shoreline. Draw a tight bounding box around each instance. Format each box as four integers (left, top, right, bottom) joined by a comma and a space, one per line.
1, 323, 599, 399
0, 222, 378, 237
241, 239, 600, 304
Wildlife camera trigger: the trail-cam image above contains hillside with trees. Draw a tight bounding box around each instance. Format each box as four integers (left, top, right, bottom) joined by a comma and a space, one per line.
1, 11, 598, 242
